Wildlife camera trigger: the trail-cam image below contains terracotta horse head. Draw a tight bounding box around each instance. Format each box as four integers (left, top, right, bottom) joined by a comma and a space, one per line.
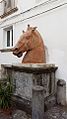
13, 25, 46, 63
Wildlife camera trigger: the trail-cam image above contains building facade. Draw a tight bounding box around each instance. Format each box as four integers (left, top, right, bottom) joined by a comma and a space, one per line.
0, 0, 67, 102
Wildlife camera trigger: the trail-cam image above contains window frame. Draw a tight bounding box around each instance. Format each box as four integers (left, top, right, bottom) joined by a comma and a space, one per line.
3, 26, 14, 48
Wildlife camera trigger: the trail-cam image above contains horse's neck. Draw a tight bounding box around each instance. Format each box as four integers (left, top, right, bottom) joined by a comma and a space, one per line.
36, 30, 44, 42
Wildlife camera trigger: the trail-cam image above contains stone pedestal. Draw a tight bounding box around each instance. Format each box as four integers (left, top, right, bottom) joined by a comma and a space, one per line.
1, 63, 58, 100
32, 85, 44, 119
57, 79, 66, 106
1, 63, 58, 111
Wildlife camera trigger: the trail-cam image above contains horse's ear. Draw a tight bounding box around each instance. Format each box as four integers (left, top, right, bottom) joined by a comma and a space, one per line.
32, 27, 37, 32
22, 30, 25, 33
27, 24, 30, 28
27, 24, 30, 30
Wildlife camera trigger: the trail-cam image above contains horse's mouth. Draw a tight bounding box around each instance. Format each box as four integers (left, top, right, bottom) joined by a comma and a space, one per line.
13, 48, 22, 57
17, 52, 22, 57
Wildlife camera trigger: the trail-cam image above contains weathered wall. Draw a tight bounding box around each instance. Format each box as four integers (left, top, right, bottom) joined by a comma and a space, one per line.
0, 0, 67, 101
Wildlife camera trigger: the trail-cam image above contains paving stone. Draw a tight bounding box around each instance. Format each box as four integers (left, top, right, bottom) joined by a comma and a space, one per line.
0, 105, 67, 119
44, 106, 67, 119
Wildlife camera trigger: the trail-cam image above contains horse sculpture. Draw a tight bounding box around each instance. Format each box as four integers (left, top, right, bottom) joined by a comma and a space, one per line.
13, 25, 46, 63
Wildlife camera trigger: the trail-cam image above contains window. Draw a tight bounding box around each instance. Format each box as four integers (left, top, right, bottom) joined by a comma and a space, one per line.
7, 0, 11, 8
7, 31, 10, 47
3, 26, 13, 48
4, 0, 12, 13
5, 0, 11, 9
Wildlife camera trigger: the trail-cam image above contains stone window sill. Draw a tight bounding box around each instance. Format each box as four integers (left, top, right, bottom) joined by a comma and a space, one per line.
1, 7, 18, 18
0, 48, 13, 52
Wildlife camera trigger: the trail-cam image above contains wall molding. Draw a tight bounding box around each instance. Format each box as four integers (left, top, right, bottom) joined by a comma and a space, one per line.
0, 0, 67, 28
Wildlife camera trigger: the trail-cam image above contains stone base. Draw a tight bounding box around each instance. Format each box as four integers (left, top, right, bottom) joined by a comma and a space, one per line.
12, 93, 56, 114
1, 63, 58, 109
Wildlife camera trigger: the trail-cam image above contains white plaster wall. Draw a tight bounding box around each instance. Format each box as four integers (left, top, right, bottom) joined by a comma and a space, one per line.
20, 0, 35, 12
0, 0, 67, 101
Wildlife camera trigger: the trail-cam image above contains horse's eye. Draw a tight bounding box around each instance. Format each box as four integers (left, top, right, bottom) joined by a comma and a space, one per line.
15, 48, 18, 51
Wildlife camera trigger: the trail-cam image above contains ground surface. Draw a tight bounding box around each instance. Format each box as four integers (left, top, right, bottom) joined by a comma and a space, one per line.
0, 105, 67, 119
44, 105, 67, 119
